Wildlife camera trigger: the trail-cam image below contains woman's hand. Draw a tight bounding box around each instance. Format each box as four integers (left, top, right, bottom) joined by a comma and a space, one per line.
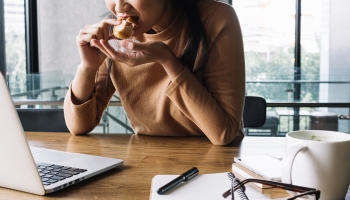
76, 18, 121, 72
92, 39, 185, 80
71, 19, 121, 105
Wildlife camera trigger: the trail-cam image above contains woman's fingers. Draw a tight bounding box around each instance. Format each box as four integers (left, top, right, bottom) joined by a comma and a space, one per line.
90, 39, 112, 58
119, 40, 147, 53
93, 39, 169, 67
100, 40, 128, 61
80, 26, 110, 42
99, 18, 122, 40
77, 33, 97, 45
119, 40, 165, 56
78, 18, 121, 44
91, 39, 129, 62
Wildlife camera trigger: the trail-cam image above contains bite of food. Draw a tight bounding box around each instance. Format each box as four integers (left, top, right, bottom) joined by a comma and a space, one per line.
113, 16, 139, 40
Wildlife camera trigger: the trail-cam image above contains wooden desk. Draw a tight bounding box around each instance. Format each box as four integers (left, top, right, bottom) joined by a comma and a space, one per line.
0, 133, 349, 199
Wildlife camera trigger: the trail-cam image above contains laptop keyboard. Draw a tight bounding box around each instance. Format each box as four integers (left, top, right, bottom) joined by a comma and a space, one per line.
36, 162, 87, 186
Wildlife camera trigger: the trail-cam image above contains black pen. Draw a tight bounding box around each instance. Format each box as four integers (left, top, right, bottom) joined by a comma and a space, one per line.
157, 167, 199, 195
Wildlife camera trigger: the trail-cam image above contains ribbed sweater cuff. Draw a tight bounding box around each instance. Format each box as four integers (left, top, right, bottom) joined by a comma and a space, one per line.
164, 67, 190, 96
67, 83, 96, 109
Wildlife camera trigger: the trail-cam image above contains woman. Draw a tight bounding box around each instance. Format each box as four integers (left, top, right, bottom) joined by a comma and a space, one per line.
64, 0, 245, 145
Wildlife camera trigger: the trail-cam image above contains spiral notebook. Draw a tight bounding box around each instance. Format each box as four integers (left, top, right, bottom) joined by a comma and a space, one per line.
150, 172, 242, 200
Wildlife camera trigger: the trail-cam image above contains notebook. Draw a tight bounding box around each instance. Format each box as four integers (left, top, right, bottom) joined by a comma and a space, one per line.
232, 163, 272, 189
234, 155, 282, 181
150, 172, 241, 200
0, 73, 123, 195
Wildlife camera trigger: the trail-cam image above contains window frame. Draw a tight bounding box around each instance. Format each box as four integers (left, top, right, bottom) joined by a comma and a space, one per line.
0, 0, 6, 76
24, 0, 39, 74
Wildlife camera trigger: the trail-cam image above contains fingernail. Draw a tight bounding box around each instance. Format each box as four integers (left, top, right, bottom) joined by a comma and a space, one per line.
127, 42, 133, 49
120, 40, 128, 47
90, 40, 95, 47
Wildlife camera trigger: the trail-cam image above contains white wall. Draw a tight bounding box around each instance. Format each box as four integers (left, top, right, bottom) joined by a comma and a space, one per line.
37, 0, 108, 75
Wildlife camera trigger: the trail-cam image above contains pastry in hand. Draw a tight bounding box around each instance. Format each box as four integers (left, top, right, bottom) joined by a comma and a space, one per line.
113, 16, 138, 39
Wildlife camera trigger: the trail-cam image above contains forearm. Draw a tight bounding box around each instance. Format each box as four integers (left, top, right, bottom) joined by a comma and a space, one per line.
165, 67, 245, 145
64, 61, 115, 135
71, 64, 98, 104
64, 88, 98, 135
159, 53, 185, 81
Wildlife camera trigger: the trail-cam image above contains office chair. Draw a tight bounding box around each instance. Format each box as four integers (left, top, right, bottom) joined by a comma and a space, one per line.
16, 109, 69, 132
243, 96, 266, 128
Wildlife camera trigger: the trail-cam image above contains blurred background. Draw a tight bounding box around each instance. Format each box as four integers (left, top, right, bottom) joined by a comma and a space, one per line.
1, 0, 349, 135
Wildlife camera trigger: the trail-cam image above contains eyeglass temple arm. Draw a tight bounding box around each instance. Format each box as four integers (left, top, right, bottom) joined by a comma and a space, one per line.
222, 177, 246, 198
222, 178, 319, 198
287, 190, 321, 200
236, 179, 317, 193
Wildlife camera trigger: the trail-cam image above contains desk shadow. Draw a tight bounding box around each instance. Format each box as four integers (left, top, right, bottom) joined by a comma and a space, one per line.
225, 135, 244, 147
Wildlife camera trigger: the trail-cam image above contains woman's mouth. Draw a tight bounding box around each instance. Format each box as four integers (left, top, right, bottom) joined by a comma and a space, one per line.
113, 16, 139, 39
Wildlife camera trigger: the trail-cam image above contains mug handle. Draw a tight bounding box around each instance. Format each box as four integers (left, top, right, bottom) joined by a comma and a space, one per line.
281, 145, 307, 184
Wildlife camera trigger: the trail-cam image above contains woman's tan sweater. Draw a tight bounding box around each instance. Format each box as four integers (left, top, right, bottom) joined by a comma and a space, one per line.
64, 0, 245, 145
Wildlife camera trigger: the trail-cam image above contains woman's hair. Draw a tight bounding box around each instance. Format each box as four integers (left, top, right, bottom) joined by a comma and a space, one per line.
176, 0, 209, 72
105, 0, 209, 95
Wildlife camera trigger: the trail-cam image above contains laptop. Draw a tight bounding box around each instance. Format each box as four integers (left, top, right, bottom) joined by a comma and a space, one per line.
0, 73, 123, 195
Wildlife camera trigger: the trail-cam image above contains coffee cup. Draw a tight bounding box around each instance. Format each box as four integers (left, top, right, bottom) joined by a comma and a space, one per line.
281, 130, 350, 200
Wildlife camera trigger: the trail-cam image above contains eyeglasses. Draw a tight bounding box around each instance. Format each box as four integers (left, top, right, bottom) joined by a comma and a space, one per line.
222, 173, 321, 200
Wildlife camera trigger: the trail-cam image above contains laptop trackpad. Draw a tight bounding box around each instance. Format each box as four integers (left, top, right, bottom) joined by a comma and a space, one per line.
32, 150, 79, 164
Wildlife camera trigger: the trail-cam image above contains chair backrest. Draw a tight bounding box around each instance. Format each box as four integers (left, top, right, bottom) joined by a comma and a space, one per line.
243, 96, 266, 128
16, 109, 69, 132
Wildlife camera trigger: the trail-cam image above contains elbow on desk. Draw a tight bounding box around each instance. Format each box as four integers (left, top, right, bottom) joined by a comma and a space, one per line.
209, 132, 236, 146
63, 109, 98, 136
208, 124, 244, 145
212, 139, 233, 146
67, 126, 93, 136
206, 117, 244, 145
64, 116, 97, 136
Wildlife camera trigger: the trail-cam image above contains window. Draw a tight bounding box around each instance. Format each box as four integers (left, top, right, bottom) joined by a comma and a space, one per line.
2, 0, 27, 94
2, 0, 349, 135
232, 0, 350, 135
3, 0, 26, 75
233, 0, 296, 102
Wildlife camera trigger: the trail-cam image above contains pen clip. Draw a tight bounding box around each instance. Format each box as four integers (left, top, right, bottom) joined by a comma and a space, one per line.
186, 170, 199, 181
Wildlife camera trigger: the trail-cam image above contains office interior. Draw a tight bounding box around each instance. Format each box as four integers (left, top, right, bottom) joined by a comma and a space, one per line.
1, 0, 349, 136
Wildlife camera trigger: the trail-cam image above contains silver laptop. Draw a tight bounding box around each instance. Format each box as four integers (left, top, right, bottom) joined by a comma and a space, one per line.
0, 74, 123, 195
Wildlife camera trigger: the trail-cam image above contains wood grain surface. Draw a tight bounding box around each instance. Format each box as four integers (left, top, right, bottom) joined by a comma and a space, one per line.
0, 132, 348, 200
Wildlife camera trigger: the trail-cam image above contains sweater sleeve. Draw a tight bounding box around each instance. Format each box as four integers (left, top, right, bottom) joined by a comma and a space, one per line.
164, 4, 245, 145
63, 60, 116, 135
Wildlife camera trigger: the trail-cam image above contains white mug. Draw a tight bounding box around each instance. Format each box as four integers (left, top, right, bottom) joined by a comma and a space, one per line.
281, 130, 350, 200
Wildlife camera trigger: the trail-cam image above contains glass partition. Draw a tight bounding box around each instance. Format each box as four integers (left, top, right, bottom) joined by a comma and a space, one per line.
246, 74, 350, 103
246, 74, 350, 136
246, 106, 349, 136
6, 73, 350, 135
8, 72, 73, 103
7, 72, 131, 134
